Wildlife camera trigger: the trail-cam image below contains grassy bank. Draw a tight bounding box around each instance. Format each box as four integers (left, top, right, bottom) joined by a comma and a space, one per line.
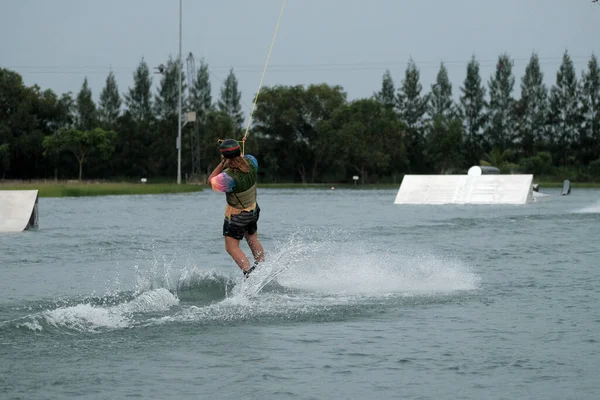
0, 181, 204, 198
2, 180, 599, 198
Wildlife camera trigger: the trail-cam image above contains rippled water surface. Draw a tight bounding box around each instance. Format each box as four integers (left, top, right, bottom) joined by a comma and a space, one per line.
1, 187, 600, 399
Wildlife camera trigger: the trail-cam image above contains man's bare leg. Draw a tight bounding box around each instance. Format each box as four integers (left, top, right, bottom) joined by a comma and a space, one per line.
244, 232, 265, 264
225, 237, 252, 272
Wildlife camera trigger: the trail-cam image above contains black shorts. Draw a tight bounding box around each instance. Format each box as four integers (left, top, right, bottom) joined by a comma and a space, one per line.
223, 205, 260, 240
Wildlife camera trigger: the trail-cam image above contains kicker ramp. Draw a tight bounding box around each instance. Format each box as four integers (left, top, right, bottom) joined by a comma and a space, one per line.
0, 190, 39, 232
394, 175, 534, 205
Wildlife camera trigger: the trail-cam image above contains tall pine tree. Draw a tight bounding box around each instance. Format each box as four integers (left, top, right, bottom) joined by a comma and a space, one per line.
396, 59, 429, 172
459, 56, 487, 165
58, 92, 76, 129
429, 62, 455, 121
124, 58, 153, 123
427, 62, 461, 172
518, 53, 549, 156
189, 58, 213, 121
396, 59, 429, 130
155, 55, 186, 120
486, 53, 516, 151
548, 51, 582, 167
187, 57, 213, 179
120, 58, 154, 177
580, 54, 600, 163
76, 77, 97, 131
374, 69, 395, 109
98, 70, 121, 129
218, 68, 244, 128
151, 56, 186, 177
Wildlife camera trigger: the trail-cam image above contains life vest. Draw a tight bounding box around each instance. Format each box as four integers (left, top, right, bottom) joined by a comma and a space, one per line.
224, 159, 257, 209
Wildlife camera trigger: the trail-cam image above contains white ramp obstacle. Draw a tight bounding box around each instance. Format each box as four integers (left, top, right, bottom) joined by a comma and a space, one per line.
394, 174, 534, 205
0, 190, 39, 232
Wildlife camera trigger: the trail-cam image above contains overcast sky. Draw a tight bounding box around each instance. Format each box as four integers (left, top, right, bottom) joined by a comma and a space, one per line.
2, 0, 599, 120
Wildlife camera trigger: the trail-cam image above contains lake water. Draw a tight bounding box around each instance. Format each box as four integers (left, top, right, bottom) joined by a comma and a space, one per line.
1, 187, 600, 399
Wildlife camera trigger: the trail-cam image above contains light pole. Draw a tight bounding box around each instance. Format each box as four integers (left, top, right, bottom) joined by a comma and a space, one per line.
176, 0, 183, 184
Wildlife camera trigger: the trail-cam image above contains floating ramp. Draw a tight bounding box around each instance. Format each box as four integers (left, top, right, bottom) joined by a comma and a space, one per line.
0, 190, 39, 232
394, 174, 535, 205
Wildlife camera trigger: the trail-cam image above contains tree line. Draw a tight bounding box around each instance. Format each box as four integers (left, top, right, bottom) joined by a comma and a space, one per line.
1, 50, 599, 184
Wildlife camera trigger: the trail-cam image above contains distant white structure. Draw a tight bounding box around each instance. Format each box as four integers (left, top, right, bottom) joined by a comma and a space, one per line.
0, 190, 39, 232
394, 167, 537, 205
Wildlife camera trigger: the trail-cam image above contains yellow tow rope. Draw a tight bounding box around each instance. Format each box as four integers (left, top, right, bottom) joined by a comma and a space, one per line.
219, 0, 287, 155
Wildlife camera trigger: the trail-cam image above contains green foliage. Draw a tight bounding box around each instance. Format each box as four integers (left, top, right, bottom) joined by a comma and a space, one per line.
76, 78, 97, 131
155, 56, 186, 120
189, 58, 212, 121
396, 59, 429, 130
579, 54, 600, 164
250, 83, 349, 182
0, 68, 27, 122
303, 84, 347, 182
251, 84, 310, 181
1, 68, 74, 179
548, 51, 582, 167
124, 58, 153, 123
396, 59, 429, 173
517, 53, 549, 157
589, 158, 600, 179
481, 147, 518, 168
430, 62, 455, 121
459, 56, 487, 165
427, 117, 463, 174
502, 163, 520, 174
374, 70, 395, 109
43, 128, 116, 180
218, 68, 244, 128
98, 71, 121, 129
0, 143, 9, 174
519, 151, 553, 175
330, 99, 405, 183
3, 51, 600, 184
487, 53, 516, 151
